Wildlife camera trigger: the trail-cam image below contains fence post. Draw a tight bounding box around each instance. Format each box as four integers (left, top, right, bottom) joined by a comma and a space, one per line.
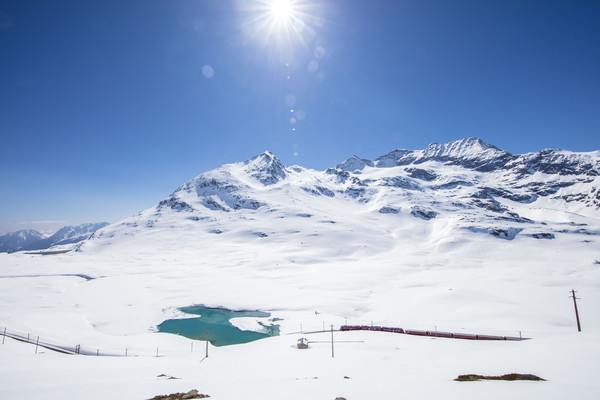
156, 347, 159, 358
97, 349, 99, 356
35, 336, 39, 354
2, 327, 5, 344
125, 348, 128, 357
27, 334, 30, 343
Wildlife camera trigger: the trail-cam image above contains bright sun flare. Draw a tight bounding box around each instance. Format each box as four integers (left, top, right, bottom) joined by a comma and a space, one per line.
268, 0, 294, 22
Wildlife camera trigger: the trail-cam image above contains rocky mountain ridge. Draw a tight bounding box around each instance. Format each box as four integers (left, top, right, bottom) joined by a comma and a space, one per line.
0, 222, 109, 253
81, 138, 600, 257
0, 229, 45, 253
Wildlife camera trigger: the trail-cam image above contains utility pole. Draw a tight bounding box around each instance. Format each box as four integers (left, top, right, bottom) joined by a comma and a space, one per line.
331, 325, 334, 358
570, 289, 582, 332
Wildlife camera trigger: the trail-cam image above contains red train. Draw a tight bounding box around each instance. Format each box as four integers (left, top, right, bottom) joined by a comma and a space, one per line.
340, 325, 522, 341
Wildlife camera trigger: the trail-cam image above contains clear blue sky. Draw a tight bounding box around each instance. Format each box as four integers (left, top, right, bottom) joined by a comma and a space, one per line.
1, 0, 599, 233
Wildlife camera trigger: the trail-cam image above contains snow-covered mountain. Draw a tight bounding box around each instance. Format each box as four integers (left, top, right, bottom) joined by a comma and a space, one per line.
21, 222, 110, 251
0, 222, 109, 253
0, 229, 45, 253
2, 138, 600, 400
80, 137, 600, 256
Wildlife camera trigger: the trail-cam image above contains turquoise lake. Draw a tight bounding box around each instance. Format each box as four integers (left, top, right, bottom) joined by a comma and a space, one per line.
158, 306, 280, 347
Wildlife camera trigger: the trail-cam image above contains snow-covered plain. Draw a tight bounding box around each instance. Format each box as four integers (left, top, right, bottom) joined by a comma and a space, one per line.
1, 139, 600, 399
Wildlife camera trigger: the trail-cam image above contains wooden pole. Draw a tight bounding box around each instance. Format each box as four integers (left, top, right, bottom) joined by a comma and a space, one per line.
35, 336, 39, 354
2, 327, 5, 344
331, 325, 334, 358
571, 289, 582, 332
206, 328, 209, 358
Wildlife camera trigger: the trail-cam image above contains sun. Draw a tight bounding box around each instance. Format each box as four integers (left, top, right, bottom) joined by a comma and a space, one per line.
239, 0, 322, 62
268, 0, 295, 22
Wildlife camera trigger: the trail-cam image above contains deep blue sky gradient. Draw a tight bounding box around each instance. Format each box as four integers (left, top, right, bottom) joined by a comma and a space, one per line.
1, 0, 599, 232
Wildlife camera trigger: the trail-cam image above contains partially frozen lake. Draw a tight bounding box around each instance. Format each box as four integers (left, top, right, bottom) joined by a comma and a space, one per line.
157, 306, 280, 346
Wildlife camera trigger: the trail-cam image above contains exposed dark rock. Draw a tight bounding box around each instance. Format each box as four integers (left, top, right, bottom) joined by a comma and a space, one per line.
148, 389, 210, 400
326, 168, 351, 183
468, 227, 523, 240
164, 199, 194, 212
379, 206, 400, 214
380, 176, 420, 190
433, 180, 473, 190
455, 373, 545, 382
411, 207, 438, 220
471, 198, 506, 213
498, 212, 532, 223
405, 167, 438, 181
531, 233, 555, 239
243, 151, 287, 185
316, 186, 335, 197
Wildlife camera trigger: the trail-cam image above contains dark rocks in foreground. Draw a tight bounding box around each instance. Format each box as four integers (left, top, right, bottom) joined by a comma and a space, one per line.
455, 373, 545, 382
148, 389, 210, 400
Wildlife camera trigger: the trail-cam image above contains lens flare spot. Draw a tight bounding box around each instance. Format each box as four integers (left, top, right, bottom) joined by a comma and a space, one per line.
202, 65, 214, 78
314, 45, 325, 59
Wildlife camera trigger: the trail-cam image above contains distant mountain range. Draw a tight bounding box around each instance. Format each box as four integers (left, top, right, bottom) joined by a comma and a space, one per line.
0, 222, 109, 253
77, 137, 600, 257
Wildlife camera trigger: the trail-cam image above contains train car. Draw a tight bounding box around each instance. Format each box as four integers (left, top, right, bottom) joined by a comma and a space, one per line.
476, 334, 506, 340
428, 331, 454, 338
405, 329, 428, 336
452, 332, 477, 340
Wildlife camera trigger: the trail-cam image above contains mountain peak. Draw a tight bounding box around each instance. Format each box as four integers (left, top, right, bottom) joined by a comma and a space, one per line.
243, 151, 287, 185
336, 155, 374, 172
424, 137, 507, 156
420, 137, 515, 171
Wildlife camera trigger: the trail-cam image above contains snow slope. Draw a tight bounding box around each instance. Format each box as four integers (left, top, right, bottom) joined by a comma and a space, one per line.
1, 138, 599, 399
